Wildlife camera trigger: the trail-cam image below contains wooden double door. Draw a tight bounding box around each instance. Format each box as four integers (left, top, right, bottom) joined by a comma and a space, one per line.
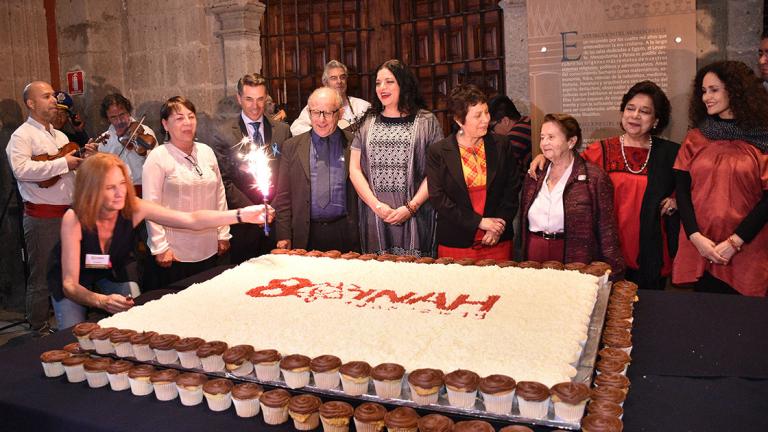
261, 0, 505, 134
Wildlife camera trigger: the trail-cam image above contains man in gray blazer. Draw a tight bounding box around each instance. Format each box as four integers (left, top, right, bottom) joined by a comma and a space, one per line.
213, 73, 291, 263
273, 87, 360, 252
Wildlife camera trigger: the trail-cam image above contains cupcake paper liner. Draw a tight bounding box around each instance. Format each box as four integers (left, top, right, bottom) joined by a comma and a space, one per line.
113, 342, 134, 358
107, 372, 130, 391
177, 351, 202, 369
282, 370, 310, 389
227, 361, 254, 377
517, 397, 550, 419
480, 390, 515, 414
131, 344, 155, 361
353, 419, 384, 432
261, 404, 289, 425
447, 388, 477, 409
340, 377, 370, 396
76, 335, 95, 350
128, 377, 154, 396
232, 397, 261, 417
204, 392, 232, 412
313, 370, 341, 389
293, 412, 320, 431
153, 348, 179, 365
553, 400, 587, 423
153, 382, 179, 401
373, 379, 402, 399
408, 383, 439, 405
200, 355, 225, 372
63, 364, 86, 383
93, 339, 115, 355
255, 363, 281, 381
177, 386, 204, 406
85, 371, 109, 388
320, 416, 351, 432
41, 361, 65, 378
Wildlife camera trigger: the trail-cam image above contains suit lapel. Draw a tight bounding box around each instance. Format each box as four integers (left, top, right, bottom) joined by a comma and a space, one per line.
298, 133, 311, 180
264, 118, 273, 147
484, 134, 498, 189
234, 116, 247, 141
444, 135, 469, 198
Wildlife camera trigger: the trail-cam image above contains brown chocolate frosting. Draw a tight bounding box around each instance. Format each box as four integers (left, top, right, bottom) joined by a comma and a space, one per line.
173, 337, 205, 352
288, 394, 322, 414
564, 262, 586, 271
127, 364, 155, 378
515, 381, 550, 401
583, 264, 609, 277
542, 260, 564, 270
602, 327, 631, 338
499, 426, 534, 432
319, 401, 354, 419
357, 254, 377, 261
395, 255, 416, 263
602, 331, 632, 348
260, 388, 291, 407
590, 386, 626, 404
279, 354, 311, 370
202, 378, 233, 395
175, 372, 208, 387
384, 406, 420, 429
415, 257, 435, 264
474, 259, 497, 267
606, 306, 633, 320
376, 254, 398, 262
310, 355, 342, 372
306, 250, 324, 257
599, 347, 631, 363
417, 414, 455, 432
341, 252, 361, 260
407, 368, 444, 389
252, 349, 282, 363
61, 355, 88, 366
196, 341, 228, 357
232, 382, 264, 400
148, 334, 180, 350
106, 360, 134, 374
434, 257, 455, 264
40, 350, 70, 363
288, 248, 307, 255
589, 261, 612, 272
222, 344, 255, 364
444, 369, 480, 391
580, 414, 624, 432
497, 260, 519, 267
372, 363, 406, 381
609, 291, 636, 304
453, 420, 495, 432
550, 382, 590, 404
150, 368, 180, 383
62, 343, 84, 354
604, 319, 632, 331
323, 250, 342, 258
339, 361, 372, 378
517, 260, 542, 269
587, 400, 624, 417
129, 331, 158, 345
108, 329, 137, 343
612, 280, 638, 291
478, 374, 516, 394
354, 402, 387, 422
89, 327, 117, 340
271, 248, 290, 254
455, 258, 475, 266
596, 358, 628, 374
594, 372, 630, 389
72, 322, 100, 337
83, 357, 112, 372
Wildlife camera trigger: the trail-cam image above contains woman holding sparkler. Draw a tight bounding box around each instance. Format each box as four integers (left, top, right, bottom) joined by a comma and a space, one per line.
141, 96, 232, 289
349, 59, 444, 257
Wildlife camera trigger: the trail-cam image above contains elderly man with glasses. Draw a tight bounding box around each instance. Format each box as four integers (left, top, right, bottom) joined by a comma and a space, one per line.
274, 87, 361, 252
290, 60, 371, 136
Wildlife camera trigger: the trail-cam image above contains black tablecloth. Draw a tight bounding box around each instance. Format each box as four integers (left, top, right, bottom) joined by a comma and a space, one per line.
2, 272, 768, 431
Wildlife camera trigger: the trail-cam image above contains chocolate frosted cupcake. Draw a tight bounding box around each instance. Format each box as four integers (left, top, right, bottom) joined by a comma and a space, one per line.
515, 381, 550, 419
596, 357, 628, 375
176, 372, 208, 406
280, 354, 312, 389
150, 368, 180, 401
311, 354, 342, 389
497, 260, 519, 267
62, 354, 88, 383
40, 350, 70, 378
358, 253, 377, 261
384, 406, 420, 432
288, 248, 308, 255
581, 414, 623, 432
62, 342, 84, 354
407, 368, 444, 405
260, 388, 292, 425
90, 327, 117, 354
289, 394, 323, 430
444, 369, 480, 408
395, 255, 416, 263
72, 322, 99, 350
606, 303, 633, 322
106, 360, 133, 391
590, 386, 626, 405
518, 260, 542, 269
129, 331, 158, 361
602, 330, 632, 354
587, 399, 624, 419
149, 333, 181, 364
196, 340, 228, 372
564, 262, 587, 271
173, 337, 205, 369
128, 364, 155, 396
108, 329, 137, 358
341, 252, 361, 260
550, 382, 590, 422
203, 378, 234, 412
542, 260, 565, 270
372, 362, 406, 399
479, 374, 516, 414
252, 348, 282, 381
83, 357, 112, 388
594, 372, 630, 393
376, 253, 398, 262
498, 426, 534, 432
271, 248, 290, 254
455, 258, 476, 266
415, 257, 435, 264
417, 414, 454, 432
474, 258, 497, 267
320, 400, 354, 432
354, 402, 387, 432
232, 382, 264, 417
434, 257, 455, 265
339, 360, 372, 396
453, 420, 494, 432
306, 250, 324, 257
223, 344, 255, 376
323, 250, 342, 258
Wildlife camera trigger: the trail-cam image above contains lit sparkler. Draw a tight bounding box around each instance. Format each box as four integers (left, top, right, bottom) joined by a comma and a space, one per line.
239, 136, 272, 235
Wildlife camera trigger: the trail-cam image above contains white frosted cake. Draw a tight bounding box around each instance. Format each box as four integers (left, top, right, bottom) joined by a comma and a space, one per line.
100, 254, 600, 387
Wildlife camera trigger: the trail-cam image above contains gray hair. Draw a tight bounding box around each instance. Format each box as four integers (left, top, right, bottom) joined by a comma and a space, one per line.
321, 60, 348, 86
308, 87, 343, 110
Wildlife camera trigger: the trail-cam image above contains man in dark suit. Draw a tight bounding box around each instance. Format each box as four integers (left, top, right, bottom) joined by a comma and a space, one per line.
213, 73, 291, 263
273, 87, 360, 252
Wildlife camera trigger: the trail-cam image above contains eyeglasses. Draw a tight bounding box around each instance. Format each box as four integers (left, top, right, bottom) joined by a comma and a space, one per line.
309, 109, 340, 119
327, 75, 347, 82
184, 155, 203, 177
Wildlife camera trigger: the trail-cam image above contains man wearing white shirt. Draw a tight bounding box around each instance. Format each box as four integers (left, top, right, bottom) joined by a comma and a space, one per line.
290, 60, 371, 136
5, 81, 82, 332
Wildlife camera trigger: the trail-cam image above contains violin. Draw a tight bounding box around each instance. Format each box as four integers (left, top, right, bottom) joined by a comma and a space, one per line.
119, 117, 156, 156
31, 132, 109, 188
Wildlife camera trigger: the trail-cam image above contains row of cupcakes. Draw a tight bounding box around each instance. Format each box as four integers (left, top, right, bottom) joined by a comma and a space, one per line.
67, 323, 591, 423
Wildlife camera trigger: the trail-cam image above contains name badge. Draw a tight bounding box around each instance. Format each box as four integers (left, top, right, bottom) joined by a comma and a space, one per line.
85, 254, 111, 269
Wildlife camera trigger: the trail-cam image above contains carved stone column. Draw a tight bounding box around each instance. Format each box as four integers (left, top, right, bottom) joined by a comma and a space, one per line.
499, 0, 529, 114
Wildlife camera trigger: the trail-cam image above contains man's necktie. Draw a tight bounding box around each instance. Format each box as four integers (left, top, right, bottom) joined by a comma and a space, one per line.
249, 121, 263, 146
316, 137, 331, 208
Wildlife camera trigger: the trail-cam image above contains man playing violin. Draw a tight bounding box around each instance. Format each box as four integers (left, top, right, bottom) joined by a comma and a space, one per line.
84, 93, 156, 197
5, 80, 83, 334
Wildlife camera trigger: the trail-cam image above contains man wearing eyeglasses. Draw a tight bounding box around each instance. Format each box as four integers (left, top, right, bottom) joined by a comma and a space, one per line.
212, 73, 291, 263
290, 60, 371, 136
274, 87, 360, 252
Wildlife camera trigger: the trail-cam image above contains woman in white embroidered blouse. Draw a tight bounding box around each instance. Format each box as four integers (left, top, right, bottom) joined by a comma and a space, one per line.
141, 96, 231, 289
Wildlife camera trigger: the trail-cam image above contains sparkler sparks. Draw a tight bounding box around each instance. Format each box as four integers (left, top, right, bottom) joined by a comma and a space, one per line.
239, 136, 273, 234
